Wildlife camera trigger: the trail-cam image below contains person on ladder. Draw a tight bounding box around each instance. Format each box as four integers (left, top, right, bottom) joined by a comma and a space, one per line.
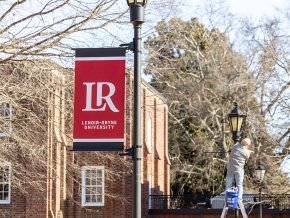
225, 138, 254, 202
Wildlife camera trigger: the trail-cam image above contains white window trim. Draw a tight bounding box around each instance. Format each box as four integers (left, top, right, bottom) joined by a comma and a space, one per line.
0, 163, 11, 204
81, 166, 105, 207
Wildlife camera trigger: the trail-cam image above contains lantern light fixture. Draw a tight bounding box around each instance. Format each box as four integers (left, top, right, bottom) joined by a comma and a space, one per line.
228, 102, 247, 143
255, 162, 266, 218
255, 163, 266, 182
126, 0, 147, 6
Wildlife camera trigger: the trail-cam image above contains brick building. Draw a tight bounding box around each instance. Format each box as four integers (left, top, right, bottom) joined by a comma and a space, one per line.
0, 61, 170, 217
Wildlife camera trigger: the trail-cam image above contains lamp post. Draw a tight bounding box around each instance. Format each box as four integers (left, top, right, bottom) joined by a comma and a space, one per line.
228, 103, 247, 143
228, 103, 247, 218
126, 1, 147, 218
255, 163, 266, 218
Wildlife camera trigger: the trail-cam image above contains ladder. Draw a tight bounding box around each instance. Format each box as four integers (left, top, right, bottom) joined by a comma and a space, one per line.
221, 199, 248, 218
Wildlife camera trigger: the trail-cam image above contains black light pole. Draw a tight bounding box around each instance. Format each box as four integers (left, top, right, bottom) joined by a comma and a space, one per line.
126, 1, 147, 218
228, 103, 247, 218
255, 163, 266, 218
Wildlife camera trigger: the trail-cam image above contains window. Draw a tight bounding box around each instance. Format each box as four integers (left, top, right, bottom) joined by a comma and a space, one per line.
1, 103, 11, 118
0, 164, 11, 204
146, 116, 152, 153
0, 100, 12, 137
81, 166, 104, 206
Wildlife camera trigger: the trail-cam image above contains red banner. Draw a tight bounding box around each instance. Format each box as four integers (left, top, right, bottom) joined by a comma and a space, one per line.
73, 48, 126, 151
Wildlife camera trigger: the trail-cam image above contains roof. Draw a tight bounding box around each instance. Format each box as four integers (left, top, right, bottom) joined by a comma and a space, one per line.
141, 79, 167, 104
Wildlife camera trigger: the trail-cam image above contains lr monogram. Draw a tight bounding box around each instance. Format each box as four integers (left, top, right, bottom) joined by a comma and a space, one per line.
82, 82, 119, 112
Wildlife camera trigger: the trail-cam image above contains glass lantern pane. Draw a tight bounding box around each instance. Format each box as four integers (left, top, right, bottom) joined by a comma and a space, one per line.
231, 117, 237, 131
261, 170, 265, 180
128, 0, 146, 4
256, 171, 261, 179
230, 117, 243, 131
256, 169, 265, 181
237, 117, 243, 131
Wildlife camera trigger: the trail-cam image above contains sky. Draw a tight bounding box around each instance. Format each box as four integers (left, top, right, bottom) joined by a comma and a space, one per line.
226, 0, 287, 16
232, 0, 290, 16
181, 0, 289, 19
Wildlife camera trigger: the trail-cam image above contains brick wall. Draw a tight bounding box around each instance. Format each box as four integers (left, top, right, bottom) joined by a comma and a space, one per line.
64, 73, 170, 218
0, 68, 169, 218
0, 69, 67, 218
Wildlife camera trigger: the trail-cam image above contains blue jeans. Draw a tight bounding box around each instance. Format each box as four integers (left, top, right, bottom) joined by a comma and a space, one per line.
225, 171, 244, 200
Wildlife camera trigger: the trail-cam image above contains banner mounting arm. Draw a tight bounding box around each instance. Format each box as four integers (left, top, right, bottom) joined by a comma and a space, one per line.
119, 42, 134, 51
